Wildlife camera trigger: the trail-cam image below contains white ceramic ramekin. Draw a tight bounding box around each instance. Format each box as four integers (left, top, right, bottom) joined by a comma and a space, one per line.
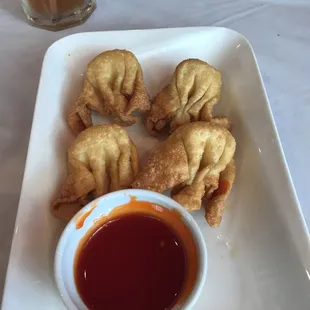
54, 189, 207, 310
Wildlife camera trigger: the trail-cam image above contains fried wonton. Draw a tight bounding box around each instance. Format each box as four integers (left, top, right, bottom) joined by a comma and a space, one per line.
68, 49, 151, 135
52, 124, 139, 220
145, 59, 222, 135
209, 116, 232, 131
205, 159, 235, 227
132, 122, 236, 227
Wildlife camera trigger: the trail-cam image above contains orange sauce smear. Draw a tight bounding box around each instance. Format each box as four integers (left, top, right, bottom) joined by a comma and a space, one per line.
75, 201, 98, 229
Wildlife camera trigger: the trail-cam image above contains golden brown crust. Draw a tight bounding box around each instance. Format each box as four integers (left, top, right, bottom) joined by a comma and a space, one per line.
68, 50, 151, 135
205, 159, 235, 227
145, 59, 222, 136
52, 124, 139, 220
133, 122, 236, 226
209, 116, 232, 131
132, 139, 189, 193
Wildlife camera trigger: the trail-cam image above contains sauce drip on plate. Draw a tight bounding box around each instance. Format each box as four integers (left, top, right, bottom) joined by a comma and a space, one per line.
75, 213, 187, 310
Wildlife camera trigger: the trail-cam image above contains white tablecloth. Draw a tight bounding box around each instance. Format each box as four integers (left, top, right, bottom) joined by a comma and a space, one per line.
0, 0, 309, 299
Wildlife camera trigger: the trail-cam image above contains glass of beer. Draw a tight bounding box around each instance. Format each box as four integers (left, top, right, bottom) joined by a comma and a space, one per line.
21, 0, 97, 31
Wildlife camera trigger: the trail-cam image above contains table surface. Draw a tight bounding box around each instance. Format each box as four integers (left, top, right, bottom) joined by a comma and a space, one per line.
0, 0, 309, 300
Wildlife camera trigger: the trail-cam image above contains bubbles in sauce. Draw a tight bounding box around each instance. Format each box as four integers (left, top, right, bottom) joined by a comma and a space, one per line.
75, 213, 187, 310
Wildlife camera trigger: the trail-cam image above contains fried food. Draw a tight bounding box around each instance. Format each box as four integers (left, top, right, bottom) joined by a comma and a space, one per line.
203, 116, 235, 226
132, 122, 236, 227
68, 50, 150, 135
205, 159, 235, 227
52, 124, 139, 220
209, 116, 232, 131
145, 59, 222, 135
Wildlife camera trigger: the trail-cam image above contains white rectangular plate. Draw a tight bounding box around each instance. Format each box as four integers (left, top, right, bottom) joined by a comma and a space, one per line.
2, 27, 310, 310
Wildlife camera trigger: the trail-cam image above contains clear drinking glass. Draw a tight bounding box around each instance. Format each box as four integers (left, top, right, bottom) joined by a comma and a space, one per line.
21, 0, 96, 31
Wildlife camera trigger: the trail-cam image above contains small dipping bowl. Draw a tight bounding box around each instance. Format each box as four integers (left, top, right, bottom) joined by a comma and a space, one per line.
55, 189, 207, 310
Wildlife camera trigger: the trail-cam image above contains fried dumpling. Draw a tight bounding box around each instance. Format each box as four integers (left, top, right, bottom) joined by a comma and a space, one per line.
205, 159, 235, 227
133, 122, 235, 227
145, 59, 222, 135
68, 50, 151, 134
52, 124, 139, 220
209, 116, 232, 131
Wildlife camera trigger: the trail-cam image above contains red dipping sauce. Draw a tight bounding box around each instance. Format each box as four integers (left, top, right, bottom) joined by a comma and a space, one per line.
74, 199, 198, 310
